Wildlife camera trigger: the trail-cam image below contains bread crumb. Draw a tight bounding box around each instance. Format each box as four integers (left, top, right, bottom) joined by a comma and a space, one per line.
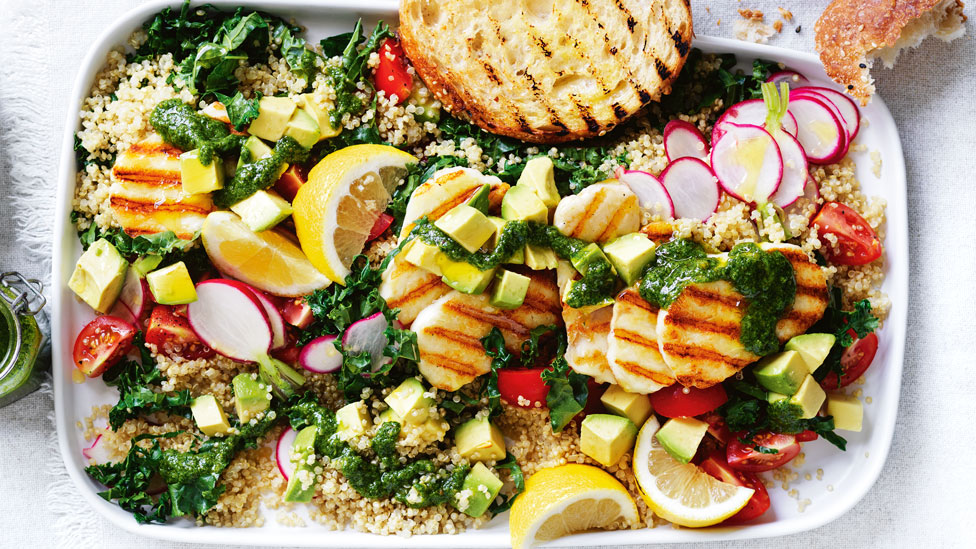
774, 20, 784, 33
735, 18, 776, 43
739, 9, 764, 21
778, 7, 794, 22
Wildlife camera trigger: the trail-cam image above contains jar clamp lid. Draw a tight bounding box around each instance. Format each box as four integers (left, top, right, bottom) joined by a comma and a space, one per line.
0, 272, 45, 383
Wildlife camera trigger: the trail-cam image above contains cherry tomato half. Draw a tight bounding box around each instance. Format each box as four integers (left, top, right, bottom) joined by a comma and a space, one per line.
497, 368, 550, 408
368, 213, 395, 241
812, 202, 882, 265
649, 384, 728, 418
73, 315, 137, 377
374, 38, 412, 105
145, 305, 215, 360
820, 331, 879, 389
699, 450, 771, 523
795, 430, 819, 442
727, 431, 801, 472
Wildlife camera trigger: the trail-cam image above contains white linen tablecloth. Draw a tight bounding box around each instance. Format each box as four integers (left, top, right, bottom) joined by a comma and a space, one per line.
1, 1, 973, 547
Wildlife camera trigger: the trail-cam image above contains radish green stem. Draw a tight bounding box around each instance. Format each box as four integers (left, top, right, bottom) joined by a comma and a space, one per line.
762, 82, 791, 132
258, 354, 306, 399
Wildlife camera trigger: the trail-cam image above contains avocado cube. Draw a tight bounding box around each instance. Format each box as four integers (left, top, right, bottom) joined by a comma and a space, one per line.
517, 156, 560, 208
230, 190, 293, 232
600, 384, 653, 427
455, 462, 503, 518
130, 255, 163, 278
284, 425, 320, 503
602, 233, 656, 286
402, 239, 444, 276
489, 270, 530, 310
465, 183, 492, 214
524, 244, 558, 270
571, 243, 616, 277
501, 184, 548, 224
146, 261, 197, 305
655, 417, 708, 464
236, 136, 288, 179
438, 255, 496, 294
753, 351, 809, 395
180, 149, 225, 195
384, 378, 434, 425
336, 401, 372, 439
190, 395, 232, 437
378, 407, 402, 426
283, 108, 321, 149
785, 333, 837, 374
455, 417, 506, 462
826, 393, 863, 432
790, 375, 827, 419
580, 414, 638, 467
248, 96, 297, 142
68, 238, 128, 313
487, 217, 524, 264
433, 204, 496, 253
296, 94, 341, 139
232, 373, 270, 424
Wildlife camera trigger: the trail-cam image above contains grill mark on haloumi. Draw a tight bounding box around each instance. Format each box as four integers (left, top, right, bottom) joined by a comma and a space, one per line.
379, 253, 452, 325
607, 287, 675, 393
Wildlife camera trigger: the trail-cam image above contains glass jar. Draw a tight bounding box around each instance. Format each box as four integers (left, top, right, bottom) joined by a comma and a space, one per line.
0, 272, 46, 407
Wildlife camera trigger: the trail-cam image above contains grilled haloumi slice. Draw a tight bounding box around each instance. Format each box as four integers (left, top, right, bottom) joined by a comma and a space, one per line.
555, 261, 616, 384
109, 135, 213, 239
553, 182, 640, 243
412, 271, 561, 391
399, 166, 509, 240
607, 287, 676, 393
657, 243, 830, 388
379, 252, 452, 326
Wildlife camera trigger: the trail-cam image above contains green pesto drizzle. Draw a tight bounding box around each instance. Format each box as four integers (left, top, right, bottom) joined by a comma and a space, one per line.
149, 99, 245, 165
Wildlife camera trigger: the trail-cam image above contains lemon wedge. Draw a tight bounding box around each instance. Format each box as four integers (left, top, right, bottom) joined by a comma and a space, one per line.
292, 144, 417, 284
632, 417, 754, 527
509, 464, 638, 549
201, 211, 330, 297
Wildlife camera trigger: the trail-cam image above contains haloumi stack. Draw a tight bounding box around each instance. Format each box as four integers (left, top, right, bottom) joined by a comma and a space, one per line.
399, 166, 509, 240
379, 252, 452, 326
607, 287, 676, 393
553, 182, 640, 243
556, 261, 616, 384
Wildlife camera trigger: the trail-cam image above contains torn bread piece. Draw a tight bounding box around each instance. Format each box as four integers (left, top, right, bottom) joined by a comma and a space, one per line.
816, 0, 967, 105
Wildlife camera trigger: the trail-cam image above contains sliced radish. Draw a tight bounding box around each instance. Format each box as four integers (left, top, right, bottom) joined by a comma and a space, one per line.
187, 279, 272, 362
299, 335, 343, 373
709, 123, 783, 204
82, 435, 113, 464
663, 120, 709, 162
760, 82, 810, 208
276, 427, 299, 481
766, 70, 810, 88
787, 93, 846, 164
614, 167, 675, 219
792, 90, 849, 158
660, 158, 722, 222
713, 98, 798, 141
248, 289, 287, 351
794, 86, 860, 141
342, 312, 390, 372
282, 298, 314, 329
784, 177, 822, 222
110, 269, 150, 324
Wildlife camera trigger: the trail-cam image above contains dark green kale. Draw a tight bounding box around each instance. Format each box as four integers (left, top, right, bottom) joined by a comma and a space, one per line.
74, 136, 115, 171
540, 329, 589, 432
275, 24, 319, 83
214, 90, 262, 130
489, 452, 525, 515
320, 20, 391, 128
810, 287, 880, 386
479, 328, 510, 419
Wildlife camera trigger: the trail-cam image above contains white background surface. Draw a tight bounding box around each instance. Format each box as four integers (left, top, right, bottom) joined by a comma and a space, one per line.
0, 1, 974, 547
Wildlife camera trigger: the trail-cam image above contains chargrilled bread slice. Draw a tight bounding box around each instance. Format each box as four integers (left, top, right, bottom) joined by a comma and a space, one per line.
379, 252, 453, 325
553, 182, 641, 243
607, 287, 676, 394
398, 0, 693, 143
399, 166, 508, 240
816, 0, 966, 105
412, 271, 561, 391
109, 135, 213, 239
657, 243, 829, 388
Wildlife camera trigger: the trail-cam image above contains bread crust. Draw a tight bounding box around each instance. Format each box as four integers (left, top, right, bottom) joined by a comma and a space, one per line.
398, 0, 693, 143
815, 0, 966, 105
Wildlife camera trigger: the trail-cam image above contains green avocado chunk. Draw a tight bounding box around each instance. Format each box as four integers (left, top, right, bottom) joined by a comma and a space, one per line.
455, 462, 503, 518
517, 156, 560, 208
248, 96, 297, 142
655, 417, 708, 464
501, 184, 547, 224
454, 417, 506, 462
384, 378, 434, 425
784, 333, 837, 374
438, 254, 496, 294
232, 373, 270, 424
465, 183, 492, 215
284, 425, 320, 503
434, 204, 497, 253
580, 414, 638, 467
68, 238, 128, 313
602, 233, 656, 286
489, 270, 530, 310
753, 350, 809, 395
229, 190, 293, 232
283, 108, 321, 149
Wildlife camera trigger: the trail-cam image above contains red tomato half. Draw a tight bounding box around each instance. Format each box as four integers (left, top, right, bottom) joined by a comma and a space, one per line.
374, 38, 412, 104
820, 331, 878, 390
727, 431, 801, 472
145, 305, 215, 360
368, 213, 395, 241
498, 368, 549, 408
812, 202, 882, 265
649, 384, 728, 418
73, 316, 136, 377
699, 450, 771, 523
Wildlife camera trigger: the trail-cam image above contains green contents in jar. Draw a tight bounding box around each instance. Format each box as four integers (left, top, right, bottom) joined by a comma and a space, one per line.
0, 283, 45, 408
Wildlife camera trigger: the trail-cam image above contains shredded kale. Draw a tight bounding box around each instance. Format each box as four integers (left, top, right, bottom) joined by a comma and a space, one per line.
73, 136, 114, 171
489, 452, 525, 515
274, 23, 320, 83
101, 335, 193, 430
321, 20, 391, 128
810, 287, 880, 386
479, 328, 510, 419
541, 329, 589, 432
213, 90, 261, 130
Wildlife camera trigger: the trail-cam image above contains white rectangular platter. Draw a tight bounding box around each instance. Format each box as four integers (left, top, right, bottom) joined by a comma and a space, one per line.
52, 1, 909, 546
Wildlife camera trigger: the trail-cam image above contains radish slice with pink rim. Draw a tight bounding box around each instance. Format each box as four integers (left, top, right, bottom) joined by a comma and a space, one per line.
188, 279, 272, 362
792, 90, 849, 159
761, 82, 810, 208
299, 335, 343, 373
663, 120, 709, 162
794, 86, 860, 141
766, 70, 810, 88
788, 93, 847, 164
709, 123, 783, 204
110, 269, 150, 324
712, 98, 798, 141
660, 158, 722, 222
248, 288, 288, 351
614, 167, 675, 219
276, 427, 299, 481
343, 312, 391, 371
82, 435, 113, 464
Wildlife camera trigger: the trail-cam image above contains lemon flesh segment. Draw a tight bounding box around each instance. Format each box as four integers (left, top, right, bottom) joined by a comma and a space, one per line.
201, 211, 331, 297
632, 417, 754, 528
509, 464, 638, 549
292, 144, 417, 284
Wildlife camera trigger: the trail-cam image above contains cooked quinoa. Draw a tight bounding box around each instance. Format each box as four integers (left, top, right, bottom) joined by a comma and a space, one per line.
73, 14, 889, 537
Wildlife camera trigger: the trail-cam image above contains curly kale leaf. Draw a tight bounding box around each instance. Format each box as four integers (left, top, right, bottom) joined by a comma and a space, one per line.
489, 452, 525, 515
321, 19, 391, 128
102, 334, 193, 430
214, 90, 261, 130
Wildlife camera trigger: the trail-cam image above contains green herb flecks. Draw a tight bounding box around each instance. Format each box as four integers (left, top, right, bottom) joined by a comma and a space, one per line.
150, 99, 245, 165
212, 136, 309, 208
